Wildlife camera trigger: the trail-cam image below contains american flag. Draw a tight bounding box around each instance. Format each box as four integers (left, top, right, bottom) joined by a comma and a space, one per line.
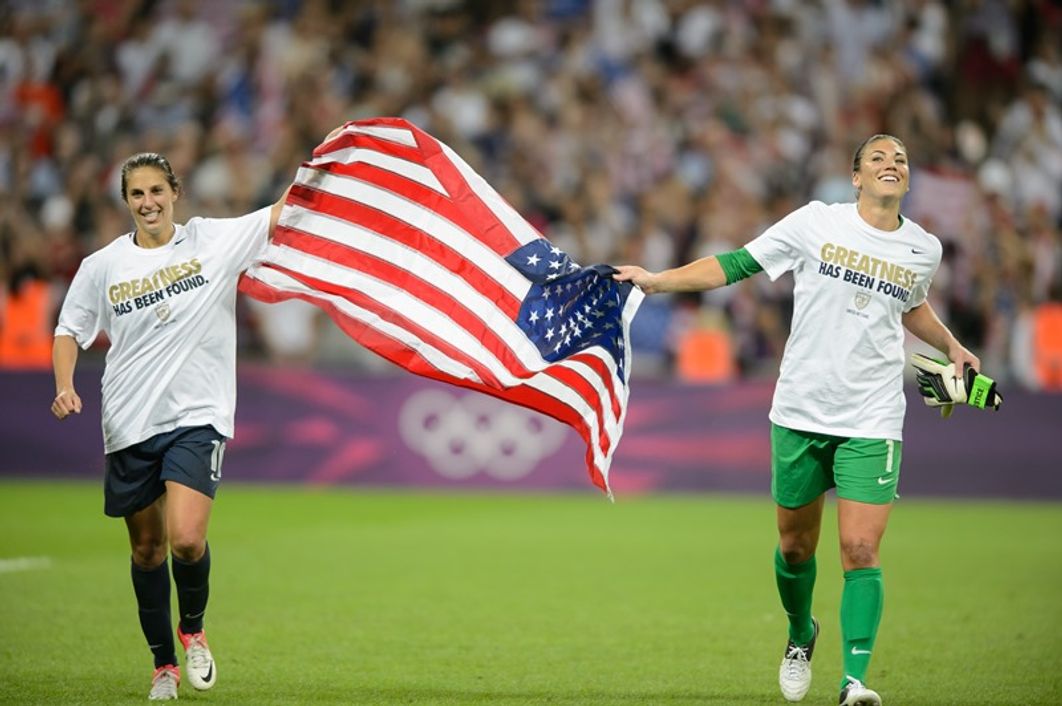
239, 118, 643, 495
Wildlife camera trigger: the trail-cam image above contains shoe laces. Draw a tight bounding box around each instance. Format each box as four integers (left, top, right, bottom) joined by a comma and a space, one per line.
150, 666, 180, 696
182, 633, 212, 670
840, 678, 869, 703
782, 643, 810, 682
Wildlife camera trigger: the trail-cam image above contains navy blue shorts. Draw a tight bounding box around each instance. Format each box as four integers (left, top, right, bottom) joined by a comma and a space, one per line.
104, 425, 227, 518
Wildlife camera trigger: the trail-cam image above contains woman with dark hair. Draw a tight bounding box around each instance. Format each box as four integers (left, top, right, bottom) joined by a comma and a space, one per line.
615, 135, 978, 706
51, 152, 290, 700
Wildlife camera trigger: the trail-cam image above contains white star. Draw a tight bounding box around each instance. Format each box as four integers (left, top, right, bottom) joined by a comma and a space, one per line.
549, 260, 562, 270
526, 254, 541, 267
564, 334, 572, 346
550, 246, 562, 256
545, 307, 555, 321
528, 310, 540, 324
572, 324, 582, 337
544, 328, 555, 340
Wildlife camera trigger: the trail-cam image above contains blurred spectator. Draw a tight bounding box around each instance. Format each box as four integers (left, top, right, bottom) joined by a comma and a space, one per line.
245, 298, 324, 366
0, 201, 55, 369
991, 75, 1062, 222
151, 0, 223, 91
1011, 282, 1062, 391
1031, 296, 1062, 390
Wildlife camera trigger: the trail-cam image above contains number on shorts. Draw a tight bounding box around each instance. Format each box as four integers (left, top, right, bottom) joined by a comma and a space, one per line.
210, 439, 226, 482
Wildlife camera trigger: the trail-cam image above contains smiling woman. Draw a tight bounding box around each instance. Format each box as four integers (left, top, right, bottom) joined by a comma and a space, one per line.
613, 132, 980, 706
47, 145, 301, 701
121, 153, 183, 247
850, 134, 910, 225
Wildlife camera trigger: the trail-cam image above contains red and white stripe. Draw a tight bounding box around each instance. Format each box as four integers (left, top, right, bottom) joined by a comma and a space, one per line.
240, 118, 642, 494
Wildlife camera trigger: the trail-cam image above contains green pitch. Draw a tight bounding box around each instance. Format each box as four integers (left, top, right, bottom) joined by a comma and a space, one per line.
1, 481, 1060, 705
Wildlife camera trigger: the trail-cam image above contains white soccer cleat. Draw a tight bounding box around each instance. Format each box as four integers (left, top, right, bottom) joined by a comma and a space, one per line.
148, 665, 180, 701
779, 618, 819, 702
178, 628, 216, 690
838, 679, 882, 706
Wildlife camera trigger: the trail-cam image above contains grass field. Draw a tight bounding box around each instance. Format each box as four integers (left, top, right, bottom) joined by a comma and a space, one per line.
1, 480, 1060, 705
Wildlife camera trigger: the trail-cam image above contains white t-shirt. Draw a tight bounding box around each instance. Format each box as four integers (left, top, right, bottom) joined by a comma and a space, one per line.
745, 201, 942, 440
56, 209, 270, 453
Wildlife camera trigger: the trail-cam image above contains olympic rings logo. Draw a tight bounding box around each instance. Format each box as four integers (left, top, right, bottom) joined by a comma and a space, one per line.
398, 389, 567, 480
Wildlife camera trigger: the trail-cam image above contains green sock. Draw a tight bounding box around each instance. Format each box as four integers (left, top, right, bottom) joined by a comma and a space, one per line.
774, 546, 816, 645
840, 567, 884, 689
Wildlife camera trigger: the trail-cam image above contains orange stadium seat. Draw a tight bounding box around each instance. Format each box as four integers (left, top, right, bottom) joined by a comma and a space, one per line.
675, 326, 736, 383
0, 280, 54, 370
1033, 301, 1062, 390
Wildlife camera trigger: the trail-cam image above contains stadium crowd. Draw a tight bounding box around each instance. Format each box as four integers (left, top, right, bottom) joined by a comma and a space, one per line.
1, 0, 1060, 388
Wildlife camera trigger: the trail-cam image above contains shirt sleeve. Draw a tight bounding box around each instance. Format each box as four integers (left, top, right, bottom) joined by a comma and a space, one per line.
904, 237, 943, 313
54, 257, 105, 349
192, 207, 272, 275
743, 204, 814, 281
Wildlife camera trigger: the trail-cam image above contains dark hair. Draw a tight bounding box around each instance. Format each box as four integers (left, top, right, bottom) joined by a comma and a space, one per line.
851, 134, 907, 173
120, 153, 181, 201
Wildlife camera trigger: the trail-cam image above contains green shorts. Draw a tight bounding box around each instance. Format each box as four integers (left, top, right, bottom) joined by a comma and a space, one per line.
770, 423, 901, 508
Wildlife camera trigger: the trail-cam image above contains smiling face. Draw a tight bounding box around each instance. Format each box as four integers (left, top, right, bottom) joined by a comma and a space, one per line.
124, 167, 178, 242
852, 136, 909, 203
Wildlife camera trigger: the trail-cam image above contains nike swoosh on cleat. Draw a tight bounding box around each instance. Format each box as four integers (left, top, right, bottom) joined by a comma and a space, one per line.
850, 647, 872, 655
197, 663, 214, 683
910, 248, 925, 254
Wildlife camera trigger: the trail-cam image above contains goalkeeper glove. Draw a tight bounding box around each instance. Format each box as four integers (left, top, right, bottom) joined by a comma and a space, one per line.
910, 353, 1003, 418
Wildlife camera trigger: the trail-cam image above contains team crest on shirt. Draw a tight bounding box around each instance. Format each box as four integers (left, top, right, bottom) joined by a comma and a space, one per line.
155, 302, 171, 322
853, 292, 871, 310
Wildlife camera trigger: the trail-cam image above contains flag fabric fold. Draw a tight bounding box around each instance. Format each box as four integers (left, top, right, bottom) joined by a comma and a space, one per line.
239, 118, 643, 495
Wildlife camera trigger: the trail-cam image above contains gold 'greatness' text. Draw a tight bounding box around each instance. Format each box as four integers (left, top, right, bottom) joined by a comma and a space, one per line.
108, 259, 202, 304
819, 244, 916, 288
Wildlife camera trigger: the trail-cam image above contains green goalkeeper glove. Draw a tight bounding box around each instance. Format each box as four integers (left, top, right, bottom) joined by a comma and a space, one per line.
910, 353, 1003, 418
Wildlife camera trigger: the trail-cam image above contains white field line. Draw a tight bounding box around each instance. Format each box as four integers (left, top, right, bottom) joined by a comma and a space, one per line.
0, 556, 52, 574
